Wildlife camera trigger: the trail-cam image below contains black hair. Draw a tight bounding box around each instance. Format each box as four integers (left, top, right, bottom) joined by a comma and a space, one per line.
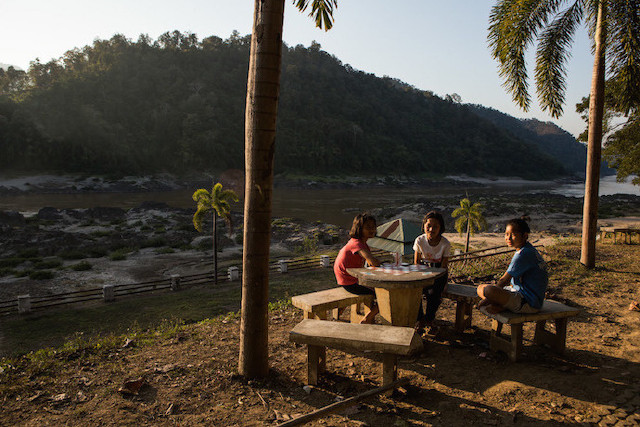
506, 217, 531, 234
422, 211, 445, 235
349, 213, 377, 239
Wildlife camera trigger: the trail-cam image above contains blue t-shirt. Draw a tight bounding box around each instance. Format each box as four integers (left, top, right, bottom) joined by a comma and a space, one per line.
507, 242, 548, 309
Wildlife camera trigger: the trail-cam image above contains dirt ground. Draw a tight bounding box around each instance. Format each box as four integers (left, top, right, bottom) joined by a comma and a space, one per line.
1, 239, 640, 426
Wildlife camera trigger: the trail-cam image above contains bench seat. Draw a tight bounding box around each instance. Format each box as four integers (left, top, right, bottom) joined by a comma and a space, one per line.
290, 319, 422, 391
442, 283, 480, 332
291, 287, 374, 323
479, 300, 580, 361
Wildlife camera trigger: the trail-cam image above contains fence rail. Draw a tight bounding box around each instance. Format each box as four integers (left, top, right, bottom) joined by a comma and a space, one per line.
0, 245, 531, 316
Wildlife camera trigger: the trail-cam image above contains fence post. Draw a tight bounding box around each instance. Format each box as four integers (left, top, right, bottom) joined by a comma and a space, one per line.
17, 294, 31, 314
228, 266, 239, 281
103, 285, 115, 302
170, 274, 181, 291
279, 259, 288, 273
320, 255, 330, 268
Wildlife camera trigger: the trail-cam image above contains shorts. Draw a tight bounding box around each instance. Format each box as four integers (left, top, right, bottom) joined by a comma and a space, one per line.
342, 283, 376, 296
503, 287, 540, 314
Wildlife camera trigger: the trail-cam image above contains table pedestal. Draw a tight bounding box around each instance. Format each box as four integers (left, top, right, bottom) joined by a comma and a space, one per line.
374, 287, 422, 327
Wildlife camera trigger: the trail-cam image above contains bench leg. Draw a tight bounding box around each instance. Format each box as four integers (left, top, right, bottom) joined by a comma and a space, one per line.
382, 354, 398, 396
307, 345, 326, 385
490, 320, 523, 362
534, 319, 568, 354
454, 301, 473, 332
304, 310, 328, 320
349, 301, 373, 323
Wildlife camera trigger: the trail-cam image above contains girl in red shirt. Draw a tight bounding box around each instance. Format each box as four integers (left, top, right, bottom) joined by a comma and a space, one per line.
333, 213, 381, 323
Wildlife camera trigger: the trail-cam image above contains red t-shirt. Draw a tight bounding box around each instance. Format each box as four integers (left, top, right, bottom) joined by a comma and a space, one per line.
333, 238, 368, 286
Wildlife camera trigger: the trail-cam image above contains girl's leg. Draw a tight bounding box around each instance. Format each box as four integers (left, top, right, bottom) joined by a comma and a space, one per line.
477, 284, 512, 313
423, 275, 447, 323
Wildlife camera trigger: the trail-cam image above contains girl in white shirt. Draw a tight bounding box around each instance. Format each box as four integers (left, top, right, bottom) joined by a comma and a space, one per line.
413, 211, 451, 334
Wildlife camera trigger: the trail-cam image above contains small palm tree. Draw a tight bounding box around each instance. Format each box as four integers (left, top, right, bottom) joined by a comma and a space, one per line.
192, 182, 239, 285
452, 198, 487, 253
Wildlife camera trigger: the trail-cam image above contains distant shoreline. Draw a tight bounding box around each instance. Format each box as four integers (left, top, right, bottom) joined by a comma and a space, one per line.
0, 173, 587, 195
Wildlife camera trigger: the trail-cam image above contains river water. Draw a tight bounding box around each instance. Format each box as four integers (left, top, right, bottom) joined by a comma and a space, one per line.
1, 175, 638, 228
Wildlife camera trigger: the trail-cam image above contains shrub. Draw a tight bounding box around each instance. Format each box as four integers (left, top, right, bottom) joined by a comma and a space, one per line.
109, 249, 129, 261
17, 248, 39, 258
33, 259, 63, 269
29, 270, 54, 280
155, 247, 175, 254
70, 261, 92, 271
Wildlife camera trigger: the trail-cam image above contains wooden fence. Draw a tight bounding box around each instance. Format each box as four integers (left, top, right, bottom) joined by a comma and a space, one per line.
0, 245, 538, 316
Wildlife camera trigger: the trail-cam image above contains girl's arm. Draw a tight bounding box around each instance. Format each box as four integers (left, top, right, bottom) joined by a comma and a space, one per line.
414, 250, 422, 265
440, 256, 449, 269
358, 248, 381, 267
495, 271, 512, 287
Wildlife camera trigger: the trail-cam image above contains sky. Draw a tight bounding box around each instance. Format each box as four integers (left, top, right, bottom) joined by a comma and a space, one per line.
0, 0, 597, 138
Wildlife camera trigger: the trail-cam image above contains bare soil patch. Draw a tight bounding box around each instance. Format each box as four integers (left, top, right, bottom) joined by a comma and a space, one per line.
1, 238, 640, 426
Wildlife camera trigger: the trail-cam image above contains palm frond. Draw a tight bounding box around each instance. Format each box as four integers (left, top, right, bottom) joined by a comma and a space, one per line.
607, 0, 640, 113
535, 1, 584, 118
454, 216, 467, 235
488, 0, 566, 112
293, 0, 338, 31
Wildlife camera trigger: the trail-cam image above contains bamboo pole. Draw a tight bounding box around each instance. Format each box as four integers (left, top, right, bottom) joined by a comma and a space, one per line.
277, 378, 409, 426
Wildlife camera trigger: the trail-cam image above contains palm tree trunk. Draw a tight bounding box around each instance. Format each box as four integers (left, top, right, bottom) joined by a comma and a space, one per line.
239, 0, 285, 378
465, 217, 471, 253
580, 1, 606, 269
213, 215, 218, 286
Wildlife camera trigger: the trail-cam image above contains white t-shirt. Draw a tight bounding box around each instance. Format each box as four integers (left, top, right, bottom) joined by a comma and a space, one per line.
413, 234, 451, 264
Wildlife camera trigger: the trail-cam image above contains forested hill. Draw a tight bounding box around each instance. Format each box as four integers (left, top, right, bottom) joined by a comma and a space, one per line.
0, 31, 580, 179
467, 105, 593, 176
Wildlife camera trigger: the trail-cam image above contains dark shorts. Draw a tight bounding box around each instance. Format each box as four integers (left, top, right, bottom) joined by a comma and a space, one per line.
342, 283, 375, 296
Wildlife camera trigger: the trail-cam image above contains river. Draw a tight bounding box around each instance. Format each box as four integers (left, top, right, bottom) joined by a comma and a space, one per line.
1, 175, 638, 228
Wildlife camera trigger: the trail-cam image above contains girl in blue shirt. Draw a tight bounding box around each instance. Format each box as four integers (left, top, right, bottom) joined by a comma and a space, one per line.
477, 218, 548, 314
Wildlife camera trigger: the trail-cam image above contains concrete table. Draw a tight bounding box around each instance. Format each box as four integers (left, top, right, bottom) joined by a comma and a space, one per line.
347, 266, 446, 327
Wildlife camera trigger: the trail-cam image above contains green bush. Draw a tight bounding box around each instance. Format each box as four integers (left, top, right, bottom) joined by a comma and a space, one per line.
33, 259, 63, 269
70, 261, 92, 271
17, 248, 39, 258
29, 270, 54, 280
141, 237, 168, 248
0, 258, 26, 268
0, 267, 17, 277
155, 247, 175, 254
109, 248, 134, 261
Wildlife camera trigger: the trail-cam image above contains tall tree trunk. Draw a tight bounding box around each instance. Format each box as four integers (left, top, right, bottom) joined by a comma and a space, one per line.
465, 218, 471, 253
239, 0, 285, 378
580, 1, 606, 268
213, 215, 218, 286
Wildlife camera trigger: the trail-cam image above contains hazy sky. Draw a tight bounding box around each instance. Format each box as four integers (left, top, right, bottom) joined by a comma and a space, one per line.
0, 0, 596, 137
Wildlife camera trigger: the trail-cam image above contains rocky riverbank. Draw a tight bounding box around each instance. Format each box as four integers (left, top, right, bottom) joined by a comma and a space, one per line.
0, 203, 343, 301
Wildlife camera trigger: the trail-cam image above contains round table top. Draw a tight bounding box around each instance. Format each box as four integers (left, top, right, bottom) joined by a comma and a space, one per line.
347, 266, 446, 289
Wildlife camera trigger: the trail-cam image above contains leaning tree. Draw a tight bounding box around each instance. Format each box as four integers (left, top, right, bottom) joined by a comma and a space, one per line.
488, 0, 640, 268
239, 0, 337, 377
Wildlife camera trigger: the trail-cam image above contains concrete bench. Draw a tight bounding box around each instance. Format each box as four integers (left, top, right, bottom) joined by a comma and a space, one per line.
289, 319, 422, 392
479, 300, 581, 361
442, 283, 480, 332
291, 287, 374, 323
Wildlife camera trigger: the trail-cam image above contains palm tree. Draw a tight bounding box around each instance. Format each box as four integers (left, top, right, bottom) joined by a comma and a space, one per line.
192, 182, 239, 286
239, 0, 337, 377
488, 0, 640, 268
452, 198, 487, 253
